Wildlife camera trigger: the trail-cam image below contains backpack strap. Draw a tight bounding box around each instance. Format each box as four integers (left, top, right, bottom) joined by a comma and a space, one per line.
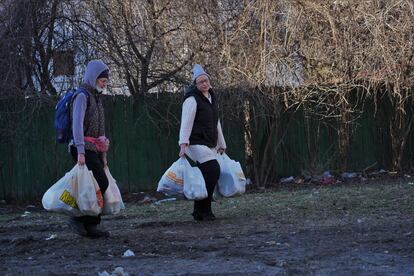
72, 87, 90, 106
69, 87, 91, 142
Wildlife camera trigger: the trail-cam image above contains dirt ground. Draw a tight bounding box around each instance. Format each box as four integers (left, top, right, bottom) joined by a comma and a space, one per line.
1, 180, 414, 275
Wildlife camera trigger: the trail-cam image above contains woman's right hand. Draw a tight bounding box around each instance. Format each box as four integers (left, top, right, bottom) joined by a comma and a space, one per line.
77, 153, 86, 166
179, 144, 187, 158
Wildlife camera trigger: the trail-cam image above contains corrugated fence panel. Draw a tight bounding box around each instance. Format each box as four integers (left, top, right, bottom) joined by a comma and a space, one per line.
1, 92, 414, 201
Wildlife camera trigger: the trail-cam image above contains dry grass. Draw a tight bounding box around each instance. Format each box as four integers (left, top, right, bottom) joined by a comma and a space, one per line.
122, 180, 414, 223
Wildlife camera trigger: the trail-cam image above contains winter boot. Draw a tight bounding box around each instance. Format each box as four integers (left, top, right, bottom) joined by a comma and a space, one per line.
68, 217, 87, 236
85, 224, 110, 238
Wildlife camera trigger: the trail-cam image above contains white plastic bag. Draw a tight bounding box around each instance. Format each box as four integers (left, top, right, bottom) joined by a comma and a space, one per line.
42, 165, 82, 216
183, 158, 208, 200
102, 167, 125, 215
157, 158, 185, 196
42, 164, 103, 216
75, 165, 103, 216
216, 153, 246, 197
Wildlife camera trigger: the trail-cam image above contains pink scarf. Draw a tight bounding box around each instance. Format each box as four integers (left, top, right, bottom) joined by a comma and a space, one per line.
84, 136, 109, 152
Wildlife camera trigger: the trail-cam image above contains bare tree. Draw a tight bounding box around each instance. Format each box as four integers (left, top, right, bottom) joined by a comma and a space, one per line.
220, 0, 414, 176
72, 0, 196, 95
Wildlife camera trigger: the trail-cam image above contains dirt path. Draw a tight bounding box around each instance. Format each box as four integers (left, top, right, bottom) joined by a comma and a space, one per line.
1, 184, 414, 275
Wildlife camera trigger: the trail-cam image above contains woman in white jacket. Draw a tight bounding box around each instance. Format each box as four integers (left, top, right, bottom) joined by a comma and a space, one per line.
179, 64, 226, 221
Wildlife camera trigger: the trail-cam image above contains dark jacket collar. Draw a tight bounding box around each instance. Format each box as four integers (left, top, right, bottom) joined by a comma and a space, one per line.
185, 85, 214, 103
79, 83, 98, 96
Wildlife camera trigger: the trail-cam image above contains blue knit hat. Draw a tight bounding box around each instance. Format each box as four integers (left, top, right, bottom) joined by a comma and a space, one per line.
192, 64, 210, 83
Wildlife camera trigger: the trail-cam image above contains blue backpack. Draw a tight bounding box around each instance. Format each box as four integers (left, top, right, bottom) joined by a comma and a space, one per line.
54, 87, 89, 143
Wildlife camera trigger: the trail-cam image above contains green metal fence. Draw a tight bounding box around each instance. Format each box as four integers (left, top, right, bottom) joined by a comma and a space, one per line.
0, 91, 413, 202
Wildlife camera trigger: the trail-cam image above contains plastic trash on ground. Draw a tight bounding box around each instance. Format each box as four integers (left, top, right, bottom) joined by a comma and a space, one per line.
45, 234, 57, 241
99, 267, 129, 276
154, 198, 177, 205
280, 176, 294, 183
122, 249, 135, 258
341, 172, 358, 179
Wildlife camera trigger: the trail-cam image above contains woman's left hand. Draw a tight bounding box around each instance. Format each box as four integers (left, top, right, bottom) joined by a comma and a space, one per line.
217, 148, 226, 155
179, 143, 187, 158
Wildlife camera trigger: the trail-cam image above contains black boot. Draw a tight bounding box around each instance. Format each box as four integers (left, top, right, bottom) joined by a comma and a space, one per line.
85, 224, 110, 238
192, 210, 204, 221
68, 217, 87, 236
203, 204, 216, 221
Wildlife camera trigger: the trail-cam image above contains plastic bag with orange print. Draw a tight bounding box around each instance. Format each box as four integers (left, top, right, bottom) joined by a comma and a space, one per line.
157, 158, 185, 197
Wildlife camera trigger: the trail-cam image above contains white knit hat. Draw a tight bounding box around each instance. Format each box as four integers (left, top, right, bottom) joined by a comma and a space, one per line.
192, 64, 210, 83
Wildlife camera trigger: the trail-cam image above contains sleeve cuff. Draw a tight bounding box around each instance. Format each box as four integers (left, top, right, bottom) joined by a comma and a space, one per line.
178, 140, 189, 146
76, 145, 85, 154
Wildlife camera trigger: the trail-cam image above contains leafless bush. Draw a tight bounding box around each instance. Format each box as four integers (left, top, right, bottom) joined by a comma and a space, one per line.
220, 0, 414, 172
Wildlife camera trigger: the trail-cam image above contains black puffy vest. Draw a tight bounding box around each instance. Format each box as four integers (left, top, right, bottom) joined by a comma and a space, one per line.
184, 87, 218, 148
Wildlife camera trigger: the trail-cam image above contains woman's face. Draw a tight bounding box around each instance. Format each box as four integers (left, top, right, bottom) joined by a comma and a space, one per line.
96, 78, 108, 89
195, 75, 210, 93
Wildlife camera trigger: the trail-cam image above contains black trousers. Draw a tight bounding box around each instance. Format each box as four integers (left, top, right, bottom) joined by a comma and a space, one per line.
194, 159, 220, 214
70, 146, 108, 226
